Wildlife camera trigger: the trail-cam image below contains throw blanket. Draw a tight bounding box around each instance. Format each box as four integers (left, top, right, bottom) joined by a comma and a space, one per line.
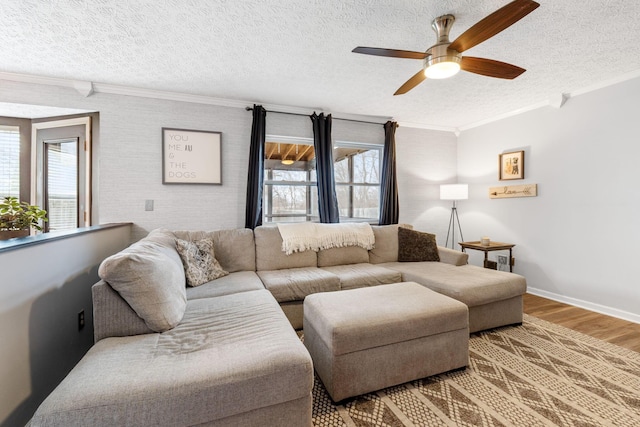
277, 223, 375, 255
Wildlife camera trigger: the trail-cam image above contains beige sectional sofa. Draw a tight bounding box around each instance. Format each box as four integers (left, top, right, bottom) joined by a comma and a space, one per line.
31, 223, 526, 426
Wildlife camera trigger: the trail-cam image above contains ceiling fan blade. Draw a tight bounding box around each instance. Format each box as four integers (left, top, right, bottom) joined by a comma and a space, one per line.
394, 69, 427, 95
460, 56, 525, 79
449, 0, 539, 53
352, 47, 426, 59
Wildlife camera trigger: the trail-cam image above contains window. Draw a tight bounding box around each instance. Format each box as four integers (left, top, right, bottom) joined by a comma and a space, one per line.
44, 138, 79, 230
264, 137, 318, 223
263, 136, 382, 224
334, 142, 381, 222
0, 125, 20, 198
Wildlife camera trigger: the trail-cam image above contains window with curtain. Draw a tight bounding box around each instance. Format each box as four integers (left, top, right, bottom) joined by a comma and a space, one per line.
262, 136, 381, 224
0, 125, 20, 199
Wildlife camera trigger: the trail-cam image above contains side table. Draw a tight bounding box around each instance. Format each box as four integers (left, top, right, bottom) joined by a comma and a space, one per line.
458, 241, 515, 272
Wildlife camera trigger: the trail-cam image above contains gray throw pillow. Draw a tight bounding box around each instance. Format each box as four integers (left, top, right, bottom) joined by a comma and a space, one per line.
98, 241, 187, 332
397, 227, 440, 262
175, 238, 229, 287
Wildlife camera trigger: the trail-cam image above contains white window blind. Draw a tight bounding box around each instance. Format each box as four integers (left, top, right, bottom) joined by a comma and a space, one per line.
0, 125, 20, 199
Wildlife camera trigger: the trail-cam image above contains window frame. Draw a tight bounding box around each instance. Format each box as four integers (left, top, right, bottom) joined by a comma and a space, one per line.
334, 140, 382, 223
262, 136, 382, 224
263, 135, 317, 223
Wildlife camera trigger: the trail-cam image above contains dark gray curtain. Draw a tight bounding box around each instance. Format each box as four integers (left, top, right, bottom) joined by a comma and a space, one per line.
379, 121, 399, 225
244, 105, 266, 229
310, 112, 339, 223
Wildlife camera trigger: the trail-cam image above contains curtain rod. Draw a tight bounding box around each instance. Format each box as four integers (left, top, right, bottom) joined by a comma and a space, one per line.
245, 106, 392, 126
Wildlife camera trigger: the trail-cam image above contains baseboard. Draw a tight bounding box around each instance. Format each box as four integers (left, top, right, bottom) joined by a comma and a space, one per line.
527, 287, 640, 325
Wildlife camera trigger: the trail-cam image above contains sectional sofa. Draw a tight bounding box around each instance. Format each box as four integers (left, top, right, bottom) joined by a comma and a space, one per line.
31, 223, 526, 426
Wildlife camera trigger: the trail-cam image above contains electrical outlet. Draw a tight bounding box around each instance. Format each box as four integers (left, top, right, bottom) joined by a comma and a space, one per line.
498, 255, 508, 264
78, 310, 85, 330
145, 200, 154, 211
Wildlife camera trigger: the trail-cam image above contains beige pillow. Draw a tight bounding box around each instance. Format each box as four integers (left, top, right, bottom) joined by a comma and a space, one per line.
368, 224, 413, 264
398, 227, 440, 262
175, 238, 229, 287
98, 241, 187, 332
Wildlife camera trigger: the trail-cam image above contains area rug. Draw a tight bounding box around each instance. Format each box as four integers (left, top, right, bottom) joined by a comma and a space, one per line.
308, 314, 640, 426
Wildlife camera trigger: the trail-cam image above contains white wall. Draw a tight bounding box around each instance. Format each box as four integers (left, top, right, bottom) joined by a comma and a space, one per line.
396, 126, 458, 243
458, 76, 640, 322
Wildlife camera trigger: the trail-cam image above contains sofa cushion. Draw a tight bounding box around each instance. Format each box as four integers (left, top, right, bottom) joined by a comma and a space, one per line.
254, 226, 317, 271
31, 290, 313, 426
321, 263, 402, 290
381, 262, 527, 307
186, 271, 265, 300
317, 245, 369, 267
398, 227, 440, 262
257, 267, 340, 302
173, 228, 256, 273
98, 237, 187, 332
368, 223, 413, 264
175, 238, 229, 287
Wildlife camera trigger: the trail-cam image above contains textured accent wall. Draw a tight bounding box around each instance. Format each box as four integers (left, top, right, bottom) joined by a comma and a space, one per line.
1, 80, 454, 241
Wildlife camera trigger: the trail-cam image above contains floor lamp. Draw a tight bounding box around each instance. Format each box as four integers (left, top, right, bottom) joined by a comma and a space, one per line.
440, 184, 468, 249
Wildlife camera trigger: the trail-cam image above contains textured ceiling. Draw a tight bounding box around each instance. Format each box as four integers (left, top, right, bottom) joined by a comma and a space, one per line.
2, 0, 640, 129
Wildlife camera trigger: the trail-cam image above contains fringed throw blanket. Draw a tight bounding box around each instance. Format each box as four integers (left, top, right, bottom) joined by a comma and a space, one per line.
277, 223, 375, 255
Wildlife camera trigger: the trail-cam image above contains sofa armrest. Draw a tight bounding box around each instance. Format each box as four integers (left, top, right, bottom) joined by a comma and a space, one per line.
92, 280, 153, 342
437, 246, 468, 266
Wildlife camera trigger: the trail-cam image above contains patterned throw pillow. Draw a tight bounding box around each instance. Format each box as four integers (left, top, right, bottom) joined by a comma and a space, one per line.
397, 227, 440, 262
175, 238, 229, 287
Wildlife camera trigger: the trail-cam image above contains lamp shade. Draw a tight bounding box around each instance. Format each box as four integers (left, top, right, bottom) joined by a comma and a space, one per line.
440, 184, 468, 200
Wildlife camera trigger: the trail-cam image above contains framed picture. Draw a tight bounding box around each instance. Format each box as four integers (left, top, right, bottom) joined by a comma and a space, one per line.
498, 150, 524, 180
162, 128, 222, 184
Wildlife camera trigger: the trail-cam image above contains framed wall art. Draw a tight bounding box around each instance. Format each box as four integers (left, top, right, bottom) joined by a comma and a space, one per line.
162, 128, 222, 184
498, 150, 524, 180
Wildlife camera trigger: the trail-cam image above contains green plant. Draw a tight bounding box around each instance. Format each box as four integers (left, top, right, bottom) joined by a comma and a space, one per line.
0, 197, 48, 231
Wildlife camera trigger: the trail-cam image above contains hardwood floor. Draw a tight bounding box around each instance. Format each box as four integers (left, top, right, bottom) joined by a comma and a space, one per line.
523, 293, 640, 353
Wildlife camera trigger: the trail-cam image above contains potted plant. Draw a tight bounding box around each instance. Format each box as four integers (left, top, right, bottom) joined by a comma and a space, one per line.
0, 196, 48, 240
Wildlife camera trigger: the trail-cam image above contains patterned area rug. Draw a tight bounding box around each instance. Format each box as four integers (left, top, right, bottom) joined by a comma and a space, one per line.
308, 314, 640, 426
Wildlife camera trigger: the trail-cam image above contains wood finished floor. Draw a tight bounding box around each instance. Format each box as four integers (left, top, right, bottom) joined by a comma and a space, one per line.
523, 293, 640, 353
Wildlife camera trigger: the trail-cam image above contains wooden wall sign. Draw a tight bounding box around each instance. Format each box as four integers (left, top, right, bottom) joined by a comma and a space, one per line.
489, 184, 537, 199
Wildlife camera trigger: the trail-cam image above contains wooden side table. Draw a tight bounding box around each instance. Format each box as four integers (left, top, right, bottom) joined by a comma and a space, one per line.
458, 241, 515, 272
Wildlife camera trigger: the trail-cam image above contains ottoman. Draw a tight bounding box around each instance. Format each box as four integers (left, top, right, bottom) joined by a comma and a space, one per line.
303, 282, 469, 402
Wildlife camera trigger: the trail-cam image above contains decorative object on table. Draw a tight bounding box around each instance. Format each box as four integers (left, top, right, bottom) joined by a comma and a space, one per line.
499, 150, 524, 180
481, 237, 490, 246
0, 196, 48, 240
459, 240, 515, 272
440, 184, 468, 249
489, 183, 537, 199
162, 128, 222, 184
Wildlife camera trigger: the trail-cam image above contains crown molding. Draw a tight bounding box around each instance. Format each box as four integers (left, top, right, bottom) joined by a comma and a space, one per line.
3, 69, 640, 134
395, 121, 458, 133
458, 68, 640, 132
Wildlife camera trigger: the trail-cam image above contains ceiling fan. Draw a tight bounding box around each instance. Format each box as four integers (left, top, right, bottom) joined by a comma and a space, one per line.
352, 0, 540, 95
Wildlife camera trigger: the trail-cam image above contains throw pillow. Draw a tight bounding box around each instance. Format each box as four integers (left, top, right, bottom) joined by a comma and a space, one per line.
98, 241, 187, 332
175, 238, 229, 287
397, 227, 440, 262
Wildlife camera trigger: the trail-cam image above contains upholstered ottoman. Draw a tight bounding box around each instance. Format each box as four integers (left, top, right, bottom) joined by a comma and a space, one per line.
303, 281, 469, 402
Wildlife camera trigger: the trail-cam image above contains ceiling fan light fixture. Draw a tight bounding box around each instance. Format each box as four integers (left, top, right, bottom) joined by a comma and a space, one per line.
425, 60, 460, 79
424, 45, 461, 79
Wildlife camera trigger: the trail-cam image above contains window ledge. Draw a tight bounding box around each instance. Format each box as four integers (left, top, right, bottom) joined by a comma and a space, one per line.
0, 223, 132, 254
